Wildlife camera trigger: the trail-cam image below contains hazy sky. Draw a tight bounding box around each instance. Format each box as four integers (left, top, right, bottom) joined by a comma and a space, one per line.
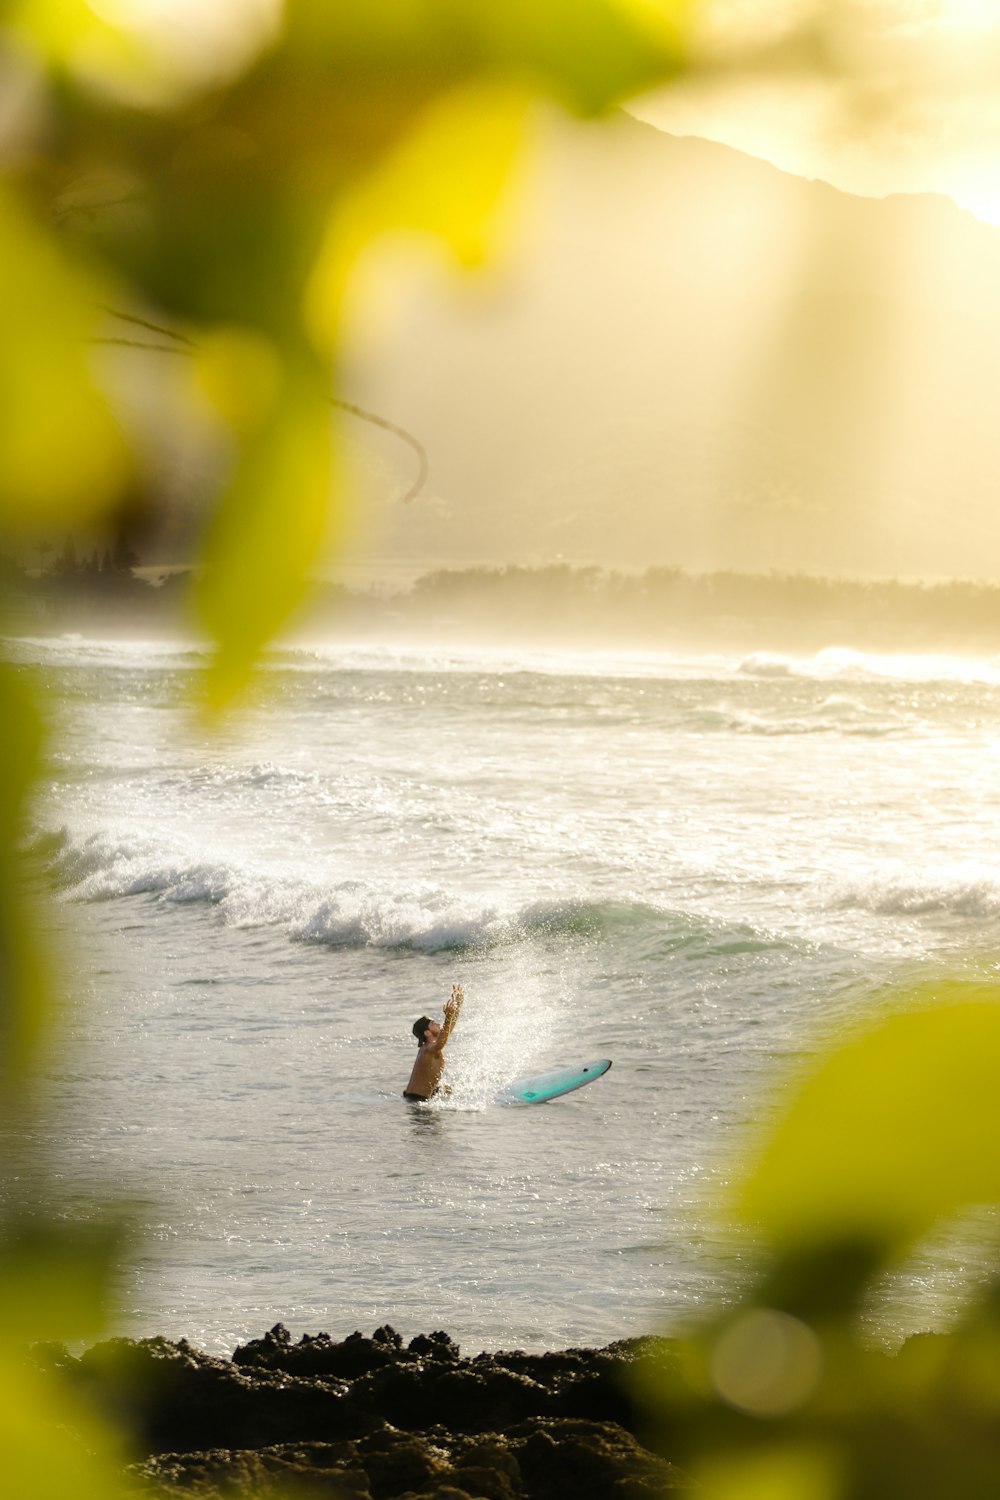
633, 0, 1000, 224
343, 110, 1000, 584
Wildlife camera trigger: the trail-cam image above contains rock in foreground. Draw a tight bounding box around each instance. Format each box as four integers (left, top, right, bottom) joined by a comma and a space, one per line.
43, 1324, 691, 1497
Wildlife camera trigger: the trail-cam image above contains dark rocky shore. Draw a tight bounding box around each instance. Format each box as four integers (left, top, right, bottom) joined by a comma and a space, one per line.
41, 1324, 691, 1497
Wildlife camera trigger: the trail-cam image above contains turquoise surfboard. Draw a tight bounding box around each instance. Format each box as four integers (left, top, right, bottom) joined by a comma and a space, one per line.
497, 1058, 612, 1106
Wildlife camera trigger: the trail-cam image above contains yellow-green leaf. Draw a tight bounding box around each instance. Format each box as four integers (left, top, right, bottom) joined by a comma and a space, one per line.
0, 1220, 124, 1344
0, 664, 47, 1092
0, 189, 129, 531
450, 0, 689, 115
740, 994, 1000, 1248
6, 0, 231, 104
195, 359, 337, 707
307, 81, 531, 347
697, 1444, 842, 1500
7, 0, 144, 69
282, 0, 688, 116
0, 1348, 128, 1500
191, 326, 283, 437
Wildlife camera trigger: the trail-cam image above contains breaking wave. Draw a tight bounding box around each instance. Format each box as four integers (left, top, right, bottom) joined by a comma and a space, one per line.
35, 826, 786, 958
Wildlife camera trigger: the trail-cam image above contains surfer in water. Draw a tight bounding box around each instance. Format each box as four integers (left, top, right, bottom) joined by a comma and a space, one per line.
404, 984, 463, 1101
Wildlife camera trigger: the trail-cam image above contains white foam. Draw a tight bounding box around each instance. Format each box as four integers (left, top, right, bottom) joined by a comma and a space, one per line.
273, 640, 734, 683
833, 867, 1000, 920
736, 647, 1000, 686
707, 698, 903, 737
39, 825, 704, 960
42, 825, 527, 952
6, 632, 733, 683
10, 628, 1000, 691
46, 827, 234, 905
5, 634, 205, 668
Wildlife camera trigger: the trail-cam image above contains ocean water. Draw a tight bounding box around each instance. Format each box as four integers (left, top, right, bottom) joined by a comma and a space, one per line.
10, 633, 1000, 1355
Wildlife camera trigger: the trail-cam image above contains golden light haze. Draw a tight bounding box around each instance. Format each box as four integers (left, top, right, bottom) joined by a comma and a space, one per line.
633, 0, 1000, 225
65, 2, 1000, 591
341, 102, 1000, 586
323, 2, 1000, 589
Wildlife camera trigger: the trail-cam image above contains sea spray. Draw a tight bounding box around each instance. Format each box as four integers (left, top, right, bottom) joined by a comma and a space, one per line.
442, 946, 567, 1111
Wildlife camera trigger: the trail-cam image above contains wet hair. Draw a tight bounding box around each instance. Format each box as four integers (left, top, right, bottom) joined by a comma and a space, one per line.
412, 1016, 434, 1046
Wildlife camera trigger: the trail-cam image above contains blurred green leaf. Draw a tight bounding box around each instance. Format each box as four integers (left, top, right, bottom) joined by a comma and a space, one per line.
0, 664, 46, 1092
308, 81, 531, 343
0, 190, 129, 531
6, 0, 147, 74
740, 993, 1000, 1249
0, 1220, 125, 1344
281, 0, 688, 115
697, 1444, 841, 1500
191, 326, 284, 436
445, 0, 689, 114
0, 663, 40, 837
194, 355, 335, 708
0, 1348, 128, 1500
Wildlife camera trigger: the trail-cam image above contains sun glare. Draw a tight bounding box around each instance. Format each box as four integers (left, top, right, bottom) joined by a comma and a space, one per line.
940, 0, 996, 33
948, 167, 1000, 227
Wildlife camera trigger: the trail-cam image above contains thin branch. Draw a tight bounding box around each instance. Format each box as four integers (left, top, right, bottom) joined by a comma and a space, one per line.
331, 397, 429, 505
98, 307, 197, 347
94, 305, 430, 504
91, 337, 193, 354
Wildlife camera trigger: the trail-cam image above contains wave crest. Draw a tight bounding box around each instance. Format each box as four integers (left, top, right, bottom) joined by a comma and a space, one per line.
703, 695, 903, 737
833, 870, 1000, 919
736, 647, 1000, 686
36, 827, 783, 958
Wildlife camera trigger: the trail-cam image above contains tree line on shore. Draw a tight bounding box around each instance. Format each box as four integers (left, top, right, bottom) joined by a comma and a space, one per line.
396, 564, 1000, 648
6, 554, 1000, 650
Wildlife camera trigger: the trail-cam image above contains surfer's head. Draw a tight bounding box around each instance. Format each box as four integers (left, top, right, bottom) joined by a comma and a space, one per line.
412, 1016, 439, 1046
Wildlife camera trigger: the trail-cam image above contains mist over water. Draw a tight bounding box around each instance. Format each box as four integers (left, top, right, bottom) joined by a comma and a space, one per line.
14, 633, 1000, 1354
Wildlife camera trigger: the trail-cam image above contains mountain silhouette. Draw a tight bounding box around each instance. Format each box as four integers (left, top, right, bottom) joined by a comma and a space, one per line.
347, 113, 1000, 581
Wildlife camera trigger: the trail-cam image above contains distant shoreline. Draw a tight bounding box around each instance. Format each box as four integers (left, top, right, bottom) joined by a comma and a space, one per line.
6, 562, 1000, 656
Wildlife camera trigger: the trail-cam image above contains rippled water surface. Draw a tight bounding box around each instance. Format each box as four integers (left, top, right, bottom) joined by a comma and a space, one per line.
12, 634, 1000, 1353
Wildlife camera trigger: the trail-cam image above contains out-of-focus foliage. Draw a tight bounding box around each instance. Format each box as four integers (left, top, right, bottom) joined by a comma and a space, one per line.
0, 2, 687, 1495
0, 1346, 130, 1500
638, 986, 1000, 1500
0, 190, 130, 530
741, 997, 1000, 1249
0, 664, 44, 1095
197, 353, 334, 702
306, 81, 533, 342
7, 5, 1000, 1500
0, 0, 688, 700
